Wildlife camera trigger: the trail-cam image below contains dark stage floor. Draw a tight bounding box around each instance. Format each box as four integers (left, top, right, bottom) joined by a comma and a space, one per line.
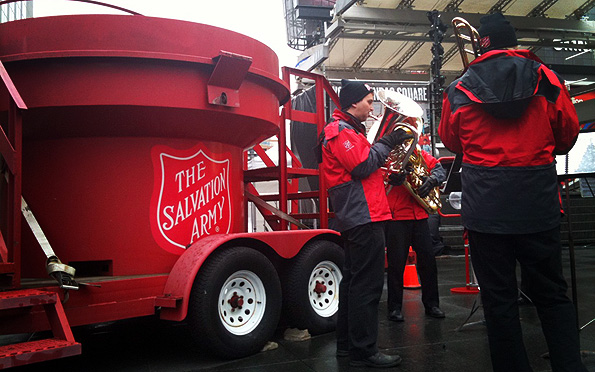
10, 247, 595, 372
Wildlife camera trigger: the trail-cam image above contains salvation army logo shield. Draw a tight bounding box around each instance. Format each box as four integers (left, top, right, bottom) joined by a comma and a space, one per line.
150, 145, 232, 254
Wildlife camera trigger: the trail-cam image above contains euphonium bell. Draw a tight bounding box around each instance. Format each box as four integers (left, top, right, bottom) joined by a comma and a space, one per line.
369, 89, 442, 214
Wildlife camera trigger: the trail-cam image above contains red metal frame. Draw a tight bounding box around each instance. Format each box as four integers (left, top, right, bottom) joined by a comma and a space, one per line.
245, 67, 340, 231
449, 233, 479, 294
0, 60, 26, 289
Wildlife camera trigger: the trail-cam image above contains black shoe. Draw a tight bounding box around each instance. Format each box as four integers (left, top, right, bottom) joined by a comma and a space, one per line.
349, 352, 402, 368
425, 306, 445, 318
388, 309, 404, 322
336, 348, 349, 358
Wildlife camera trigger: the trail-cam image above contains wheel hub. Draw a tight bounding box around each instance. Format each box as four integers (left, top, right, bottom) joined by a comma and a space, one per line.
313, 281, 327, 297
228, 292, 244, 311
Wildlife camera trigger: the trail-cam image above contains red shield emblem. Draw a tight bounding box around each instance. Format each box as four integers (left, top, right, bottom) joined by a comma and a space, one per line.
150, 145, 232, 254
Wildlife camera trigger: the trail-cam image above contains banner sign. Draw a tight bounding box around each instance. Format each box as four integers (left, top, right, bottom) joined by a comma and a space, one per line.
330, 80, 430, 102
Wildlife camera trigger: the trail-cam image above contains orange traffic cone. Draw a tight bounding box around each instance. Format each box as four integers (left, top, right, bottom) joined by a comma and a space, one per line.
403, 247, 421, 289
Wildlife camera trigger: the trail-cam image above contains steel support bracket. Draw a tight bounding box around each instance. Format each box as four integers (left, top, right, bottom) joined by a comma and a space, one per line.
208, 50, 252, 107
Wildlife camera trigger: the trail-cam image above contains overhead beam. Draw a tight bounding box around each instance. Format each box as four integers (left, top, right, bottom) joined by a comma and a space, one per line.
527, 0, 559, 17
390, 41, 424, 70
488, 0, 515, 13
352, 39, 383, 69
567, 0, 595, 19
333, 31, 595, 49
327, 7, 595, 48
444, 0, 465, 12
335, 6, 595, 33
396, 0, 415, 9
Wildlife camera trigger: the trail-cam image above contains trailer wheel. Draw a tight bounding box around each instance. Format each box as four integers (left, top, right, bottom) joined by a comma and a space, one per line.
188, 246, 281, 359
283, 240, 344, 335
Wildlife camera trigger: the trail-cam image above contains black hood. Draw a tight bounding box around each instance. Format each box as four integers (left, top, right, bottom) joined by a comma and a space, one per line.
452, 55, 560, 119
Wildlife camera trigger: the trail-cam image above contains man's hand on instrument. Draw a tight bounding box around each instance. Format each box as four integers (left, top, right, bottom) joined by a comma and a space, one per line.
388, 172, 407, 186
378, 128, 414, 149
388, 165, 412, 186
418, 175, 439, 198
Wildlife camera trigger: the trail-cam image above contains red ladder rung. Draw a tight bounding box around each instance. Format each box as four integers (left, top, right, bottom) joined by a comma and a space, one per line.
0, 338, 81, 369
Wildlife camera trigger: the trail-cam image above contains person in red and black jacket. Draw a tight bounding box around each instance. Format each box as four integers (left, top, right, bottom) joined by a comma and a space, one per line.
319, 79, 411, 368
385, 149, 446, 322
439, 13, 586, 372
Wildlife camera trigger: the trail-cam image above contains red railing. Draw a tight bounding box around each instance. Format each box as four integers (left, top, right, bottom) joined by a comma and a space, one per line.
0, 60, 27, 289
244, 67, 340, 231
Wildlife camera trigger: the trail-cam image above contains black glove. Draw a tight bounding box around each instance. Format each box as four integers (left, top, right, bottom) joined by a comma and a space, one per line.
388, 165, 412, 186
388, 172, 407, 186
377, 128, 414, 149
418, 175, 439, 198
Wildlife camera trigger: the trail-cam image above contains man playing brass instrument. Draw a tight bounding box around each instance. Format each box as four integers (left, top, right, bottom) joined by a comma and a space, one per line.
439, 13, 586, 372
385, 149, 446, 322
318, 79, 412, 368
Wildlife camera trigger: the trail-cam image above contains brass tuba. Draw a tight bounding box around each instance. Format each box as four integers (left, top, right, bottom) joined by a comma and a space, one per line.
369, 89, 441, 213
452, 17, 481, 69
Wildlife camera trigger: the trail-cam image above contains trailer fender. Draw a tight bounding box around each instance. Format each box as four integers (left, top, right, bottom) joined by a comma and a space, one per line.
159, 229, 340, 321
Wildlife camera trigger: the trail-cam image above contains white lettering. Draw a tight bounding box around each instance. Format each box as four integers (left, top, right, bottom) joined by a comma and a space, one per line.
191, 217, 200, 243
200, 214, 209, 236
175, 171, 184, 193
175, 202, 185, 226
217, 197, 224, 217
173, 161, 208, 193
184, 196, 192, 219
162, 205, 175, 230
185, 166, 195, 188
198, 186, 206, 210
167, 168, 227, 235
208, 208, 216, 230
197, 161, 206, 180
190, 190, 199, 212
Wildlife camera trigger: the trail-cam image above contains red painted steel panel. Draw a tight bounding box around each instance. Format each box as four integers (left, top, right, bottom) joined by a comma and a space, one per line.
0, 14, 289, 280
21, 138, 245, 277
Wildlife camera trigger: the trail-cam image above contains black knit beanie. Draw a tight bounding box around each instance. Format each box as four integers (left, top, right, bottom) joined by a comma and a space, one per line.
339, 79, 373, 110
478, 13, 518, 52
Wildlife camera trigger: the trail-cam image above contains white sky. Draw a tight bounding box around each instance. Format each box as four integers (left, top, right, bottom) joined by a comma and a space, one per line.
33, 0, 302, 69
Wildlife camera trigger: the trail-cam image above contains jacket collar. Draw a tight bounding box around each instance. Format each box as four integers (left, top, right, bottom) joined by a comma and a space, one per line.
470, 49, 545, 67
331, 109, 366, 135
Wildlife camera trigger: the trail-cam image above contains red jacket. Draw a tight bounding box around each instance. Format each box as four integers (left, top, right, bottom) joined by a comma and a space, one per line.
386, 150, 442, 221
439, 49, 579, 234
320, 109, 392, 231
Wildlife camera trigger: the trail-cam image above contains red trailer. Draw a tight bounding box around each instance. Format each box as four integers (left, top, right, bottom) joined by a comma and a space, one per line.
0, 5, 344, 368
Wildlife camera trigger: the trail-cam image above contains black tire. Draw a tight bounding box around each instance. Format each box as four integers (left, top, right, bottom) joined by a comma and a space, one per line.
187, 246, 282, 359
283, 240, 344, 335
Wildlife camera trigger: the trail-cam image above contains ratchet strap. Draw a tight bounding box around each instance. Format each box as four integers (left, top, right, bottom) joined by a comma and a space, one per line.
21, 197, 78, 290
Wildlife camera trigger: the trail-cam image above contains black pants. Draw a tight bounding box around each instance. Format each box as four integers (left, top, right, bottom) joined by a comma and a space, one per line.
427, 213, 446, 256
469, 228, 587, 372
385, 219, 439, 312
336, 221, 386, 360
